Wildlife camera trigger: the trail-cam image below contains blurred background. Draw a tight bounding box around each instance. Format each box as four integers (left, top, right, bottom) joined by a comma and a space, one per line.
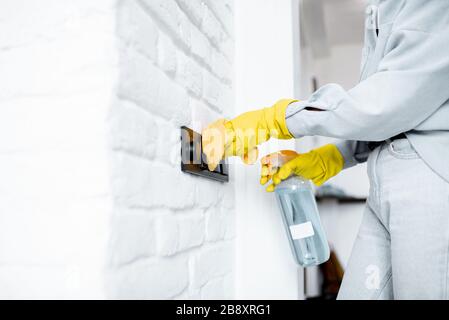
0, 0, 367, 299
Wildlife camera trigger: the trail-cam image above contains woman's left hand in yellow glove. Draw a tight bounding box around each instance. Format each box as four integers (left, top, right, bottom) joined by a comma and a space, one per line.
201, 99, 298, 171
260, 144, 345, 192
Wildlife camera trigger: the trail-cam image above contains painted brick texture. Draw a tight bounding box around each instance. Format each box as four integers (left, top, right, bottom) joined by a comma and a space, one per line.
109, 0, 235, 299
0, 0, 235, 299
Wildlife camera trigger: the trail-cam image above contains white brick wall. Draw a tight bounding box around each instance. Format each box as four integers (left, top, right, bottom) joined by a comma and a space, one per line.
109, 0, 235, 299
0, 0, 235, 299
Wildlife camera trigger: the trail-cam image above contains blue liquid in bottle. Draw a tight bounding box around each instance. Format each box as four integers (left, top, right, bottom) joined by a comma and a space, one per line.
275, 176, 330, 267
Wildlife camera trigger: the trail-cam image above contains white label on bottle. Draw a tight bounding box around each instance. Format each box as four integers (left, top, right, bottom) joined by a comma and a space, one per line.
289, 222, 314, 240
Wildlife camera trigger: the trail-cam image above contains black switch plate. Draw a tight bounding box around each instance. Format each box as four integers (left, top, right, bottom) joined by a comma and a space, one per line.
180, 126, 229, 182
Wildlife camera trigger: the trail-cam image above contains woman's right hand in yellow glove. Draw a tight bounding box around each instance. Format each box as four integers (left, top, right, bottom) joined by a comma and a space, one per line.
201, 99, 298, 171
260, 144, 345, 192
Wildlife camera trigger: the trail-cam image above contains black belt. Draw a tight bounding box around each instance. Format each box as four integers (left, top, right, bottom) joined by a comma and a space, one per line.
367, 133, 407, 151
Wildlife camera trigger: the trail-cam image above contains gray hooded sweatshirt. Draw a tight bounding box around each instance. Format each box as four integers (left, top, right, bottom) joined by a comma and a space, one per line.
286, 0, 449, 181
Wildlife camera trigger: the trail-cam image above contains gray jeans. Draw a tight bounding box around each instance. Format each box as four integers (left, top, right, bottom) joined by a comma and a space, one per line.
337, 138, 449, 299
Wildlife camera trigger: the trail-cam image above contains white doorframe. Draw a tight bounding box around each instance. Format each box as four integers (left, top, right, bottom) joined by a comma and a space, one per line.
234, 0, 305, 300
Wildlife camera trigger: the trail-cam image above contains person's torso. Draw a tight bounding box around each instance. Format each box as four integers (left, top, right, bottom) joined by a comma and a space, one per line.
358, 0, 449, 182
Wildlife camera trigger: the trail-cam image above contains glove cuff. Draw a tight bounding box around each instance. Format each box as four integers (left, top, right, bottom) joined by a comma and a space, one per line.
266, 99, 298, 139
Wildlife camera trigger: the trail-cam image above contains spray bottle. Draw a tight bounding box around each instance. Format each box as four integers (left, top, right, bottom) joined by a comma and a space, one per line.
268, 151, 330, 267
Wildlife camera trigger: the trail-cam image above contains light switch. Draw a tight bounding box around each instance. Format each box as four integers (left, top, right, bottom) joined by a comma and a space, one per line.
180, 126, 229, 182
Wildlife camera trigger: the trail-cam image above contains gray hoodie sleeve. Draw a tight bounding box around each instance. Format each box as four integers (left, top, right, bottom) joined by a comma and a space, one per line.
334, 140, 359, 169
285, 27, 449, 142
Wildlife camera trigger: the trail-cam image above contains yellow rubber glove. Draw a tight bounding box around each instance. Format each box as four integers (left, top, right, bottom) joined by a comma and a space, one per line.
202, 99, 297, 171
260, 144, 345, 192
